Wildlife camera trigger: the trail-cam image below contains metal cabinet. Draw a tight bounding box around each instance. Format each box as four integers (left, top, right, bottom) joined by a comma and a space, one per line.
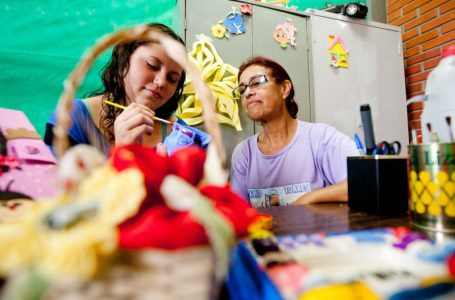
179, 0, 408, 163
307, 8, 408, 150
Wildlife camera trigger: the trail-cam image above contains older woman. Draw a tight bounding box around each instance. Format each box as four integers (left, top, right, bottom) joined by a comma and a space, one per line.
230, 56, 358, 207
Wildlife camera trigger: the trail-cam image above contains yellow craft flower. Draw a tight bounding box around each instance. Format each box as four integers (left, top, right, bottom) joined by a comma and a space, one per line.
0, 198, 60, 275
0, 164, 146, 281
212, 24, 226, 39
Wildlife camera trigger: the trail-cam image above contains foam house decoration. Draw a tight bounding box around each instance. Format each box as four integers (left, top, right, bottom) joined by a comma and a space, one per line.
328, 34, 349, 68
177, 34, 242, 131
273, 18, 297, 49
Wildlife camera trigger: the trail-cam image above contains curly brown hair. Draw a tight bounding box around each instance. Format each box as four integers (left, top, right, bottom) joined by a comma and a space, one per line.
87, 23, 186, 143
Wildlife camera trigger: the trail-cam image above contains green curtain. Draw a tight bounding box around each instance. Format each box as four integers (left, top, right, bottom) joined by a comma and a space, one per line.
1, 0, 179, 135
1, 0, 365, 135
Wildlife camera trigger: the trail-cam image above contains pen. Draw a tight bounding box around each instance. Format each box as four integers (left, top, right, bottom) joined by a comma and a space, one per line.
104, 100, 173, 125
360, 104, 376, 154
354, 133, 366, 155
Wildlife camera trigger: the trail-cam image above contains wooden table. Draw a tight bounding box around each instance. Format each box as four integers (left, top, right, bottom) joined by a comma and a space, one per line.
258, 203, 410, 236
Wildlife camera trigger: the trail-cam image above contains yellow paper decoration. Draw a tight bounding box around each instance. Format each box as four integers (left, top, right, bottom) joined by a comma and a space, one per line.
177, 34, 242, 131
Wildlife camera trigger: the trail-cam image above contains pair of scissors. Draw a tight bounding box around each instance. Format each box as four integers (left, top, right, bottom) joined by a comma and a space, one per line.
372, 141, 401, 155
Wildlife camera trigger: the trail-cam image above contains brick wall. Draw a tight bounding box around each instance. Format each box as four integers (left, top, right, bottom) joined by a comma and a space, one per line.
387, 0, 454, 143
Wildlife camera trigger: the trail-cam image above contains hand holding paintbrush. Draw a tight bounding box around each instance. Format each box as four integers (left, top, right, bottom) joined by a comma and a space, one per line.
105, 100, 175, 146
104, 100, 173, 125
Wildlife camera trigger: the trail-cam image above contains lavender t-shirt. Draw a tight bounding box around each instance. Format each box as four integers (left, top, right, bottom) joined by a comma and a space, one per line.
230, 120, 358, 207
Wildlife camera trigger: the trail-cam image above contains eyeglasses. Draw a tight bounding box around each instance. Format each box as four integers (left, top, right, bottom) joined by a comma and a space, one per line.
232, 74, 273, 99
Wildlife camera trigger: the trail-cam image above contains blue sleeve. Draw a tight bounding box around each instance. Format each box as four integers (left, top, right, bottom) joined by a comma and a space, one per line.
45, 99, 110, 156
46, 99, 93, 145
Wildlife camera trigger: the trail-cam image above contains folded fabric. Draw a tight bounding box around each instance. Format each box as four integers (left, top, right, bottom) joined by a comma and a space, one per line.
0, 108, 58, 200
163, 122, 211, 155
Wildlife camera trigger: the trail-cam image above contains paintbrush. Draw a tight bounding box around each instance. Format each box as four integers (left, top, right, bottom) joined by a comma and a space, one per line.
446, 116, 454, 143
104, 100, 173, 125
426, 122, 440, 143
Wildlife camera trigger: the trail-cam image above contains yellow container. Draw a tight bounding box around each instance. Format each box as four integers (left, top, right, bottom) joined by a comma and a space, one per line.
409, 143, 455, 232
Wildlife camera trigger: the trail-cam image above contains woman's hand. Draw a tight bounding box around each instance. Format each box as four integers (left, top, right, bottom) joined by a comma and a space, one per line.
293, 180, 348, 205
113, 103, 156, 145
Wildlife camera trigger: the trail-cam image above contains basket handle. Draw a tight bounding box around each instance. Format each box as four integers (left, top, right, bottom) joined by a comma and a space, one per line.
53, 24, 226, 167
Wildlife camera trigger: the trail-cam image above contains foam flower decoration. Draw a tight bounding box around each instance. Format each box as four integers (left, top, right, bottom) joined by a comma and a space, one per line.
211, 23, 227, 39
241, 4, 253, 15
176, 34, 242, 131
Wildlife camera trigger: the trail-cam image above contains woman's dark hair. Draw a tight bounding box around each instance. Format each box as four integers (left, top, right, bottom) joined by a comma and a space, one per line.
237, 56, 298, 119
89, 23, 186, 143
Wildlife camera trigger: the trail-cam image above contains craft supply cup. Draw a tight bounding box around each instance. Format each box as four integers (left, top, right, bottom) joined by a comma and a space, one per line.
409, 143, 455, 233
347, 156, 409, 215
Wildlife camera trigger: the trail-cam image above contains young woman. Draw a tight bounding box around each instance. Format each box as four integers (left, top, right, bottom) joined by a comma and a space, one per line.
230, 56, 358, 207
45, 23, 208, 156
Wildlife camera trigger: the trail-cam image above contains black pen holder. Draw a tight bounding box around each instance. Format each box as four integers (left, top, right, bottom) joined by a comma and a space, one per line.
347, 156, 409, 215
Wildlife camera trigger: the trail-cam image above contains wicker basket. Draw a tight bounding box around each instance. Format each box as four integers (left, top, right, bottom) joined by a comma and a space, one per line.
44, 246, 214, 300
38, 24, 227, 299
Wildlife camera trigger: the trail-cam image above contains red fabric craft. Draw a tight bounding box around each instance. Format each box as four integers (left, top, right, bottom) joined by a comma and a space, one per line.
199, 185, 259, 237
118, 205, 208, 249
170, 145, 206, 186
448, 253, 455, 277
113, 144, 258, 250
110, 144, 176, 206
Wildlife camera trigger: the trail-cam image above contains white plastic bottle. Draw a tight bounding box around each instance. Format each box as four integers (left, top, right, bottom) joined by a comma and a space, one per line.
420, 45, 455, 143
